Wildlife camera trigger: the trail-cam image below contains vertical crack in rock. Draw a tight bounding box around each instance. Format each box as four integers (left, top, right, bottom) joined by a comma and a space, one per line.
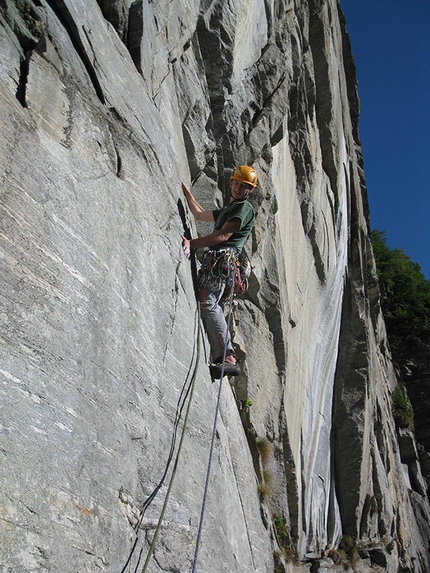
16, 48, 31, 106
96, 0, 129, 42
332, 274, 368, 537
263, 300, 287, 374
280, 399, 299, 544
300, 199, 327, 284
196, 6, 234, 140
45, 0, 106, 103
337, 2, 360, 145
127, 0, 143, 74
0, 0, 44, 106
309, 3, 339, 197
112, 140, 123, 178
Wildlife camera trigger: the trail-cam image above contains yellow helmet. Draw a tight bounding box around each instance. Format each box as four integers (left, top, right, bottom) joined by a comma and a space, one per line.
230, 165, 258, 188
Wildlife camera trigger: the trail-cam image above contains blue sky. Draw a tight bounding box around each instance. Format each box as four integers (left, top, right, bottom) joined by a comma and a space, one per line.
340, 0, 430, 278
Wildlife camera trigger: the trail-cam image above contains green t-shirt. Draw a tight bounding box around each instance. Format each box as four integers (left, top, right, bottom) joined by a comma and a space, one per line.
212, 200, 255, 251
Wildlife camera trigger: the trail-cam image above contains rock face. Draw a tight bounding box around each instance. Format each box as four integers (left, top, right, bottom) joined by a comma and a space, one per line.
0, 1, 429, 572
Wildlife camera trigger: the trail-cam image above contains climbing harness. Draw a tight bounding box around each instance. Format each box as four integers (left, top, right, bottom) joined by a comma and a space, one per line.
199, 247, 251, 302
199, 247, 237, 280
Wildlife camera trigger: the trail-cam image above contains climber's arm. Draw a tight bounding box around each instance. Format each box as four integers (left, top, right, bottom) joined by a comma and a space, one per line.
182, 182, 214, 222
181, 219, 240, 257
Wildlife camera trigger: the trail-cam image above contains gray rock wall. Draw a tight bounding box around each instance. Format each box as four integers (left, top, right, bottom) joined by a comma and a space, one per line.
1, 1, 429, 572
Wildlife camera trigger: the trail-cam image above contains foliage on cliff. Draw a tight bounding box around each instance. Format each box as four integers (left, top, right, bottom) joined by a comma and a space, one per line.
370, 229, 430, 347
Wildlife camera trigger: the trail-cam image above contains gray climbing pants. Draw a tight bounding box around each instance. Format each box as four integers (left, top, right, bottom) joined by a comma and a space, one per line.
197, 249, 237, 362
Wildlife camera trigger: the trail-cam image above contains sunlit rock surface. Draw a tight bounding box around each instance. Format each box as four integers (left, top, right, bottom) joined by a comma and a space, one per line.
1, 0, 429, 571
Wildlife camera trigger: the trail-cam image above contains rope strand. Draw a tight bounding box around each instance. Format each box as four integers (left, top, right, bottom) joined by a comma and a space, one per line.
120, 305, 201, 573
125, 259, 237, 573
139, 305, 203, 573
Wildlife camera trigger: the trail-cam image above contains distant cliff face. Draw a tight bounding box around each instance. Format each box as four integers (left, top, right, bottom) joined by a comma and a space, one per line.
1, 1, 429, 572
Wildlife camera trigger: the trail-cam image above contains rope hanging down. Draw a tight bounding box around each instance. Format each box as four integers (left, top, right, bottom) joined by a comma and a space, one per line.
120, 304, 201, 573
135, 306, 200, 529
125, 263, 237, 573
138, 303, 203, 573
191, 264, 237, 573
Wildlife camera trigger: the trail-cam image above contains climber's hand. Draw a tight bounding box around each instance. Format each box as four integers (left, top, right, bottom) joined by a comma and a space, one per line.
182, 235, 191, 259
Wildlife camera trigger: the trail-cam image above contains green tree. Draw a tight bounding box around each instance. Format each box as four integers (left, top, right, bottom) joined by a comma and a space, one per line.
370, 230, 430, 346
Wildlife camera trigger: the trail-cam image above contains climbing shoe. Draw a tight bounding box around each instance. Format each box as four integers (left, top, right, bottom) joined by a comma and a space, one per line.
209, 359, 241, 379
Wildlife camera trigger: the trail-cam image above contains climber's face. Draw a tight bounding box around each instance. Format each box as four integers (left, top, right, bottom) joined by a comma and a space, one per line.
230, 179, 253, 201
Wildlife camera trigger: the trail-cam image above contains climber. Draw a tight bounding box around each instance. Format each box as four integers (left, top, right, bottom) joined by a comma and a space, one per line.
181, 165, 258, 378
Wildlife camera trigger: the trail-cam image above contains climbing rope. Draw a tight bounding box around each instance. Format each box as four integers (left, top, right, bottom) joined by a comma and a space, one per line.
120, 304, 201, 573
191, 264, 237, 573
123, 260, 238, 573
134, 310, 200, 530
138, 304, 202, 573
